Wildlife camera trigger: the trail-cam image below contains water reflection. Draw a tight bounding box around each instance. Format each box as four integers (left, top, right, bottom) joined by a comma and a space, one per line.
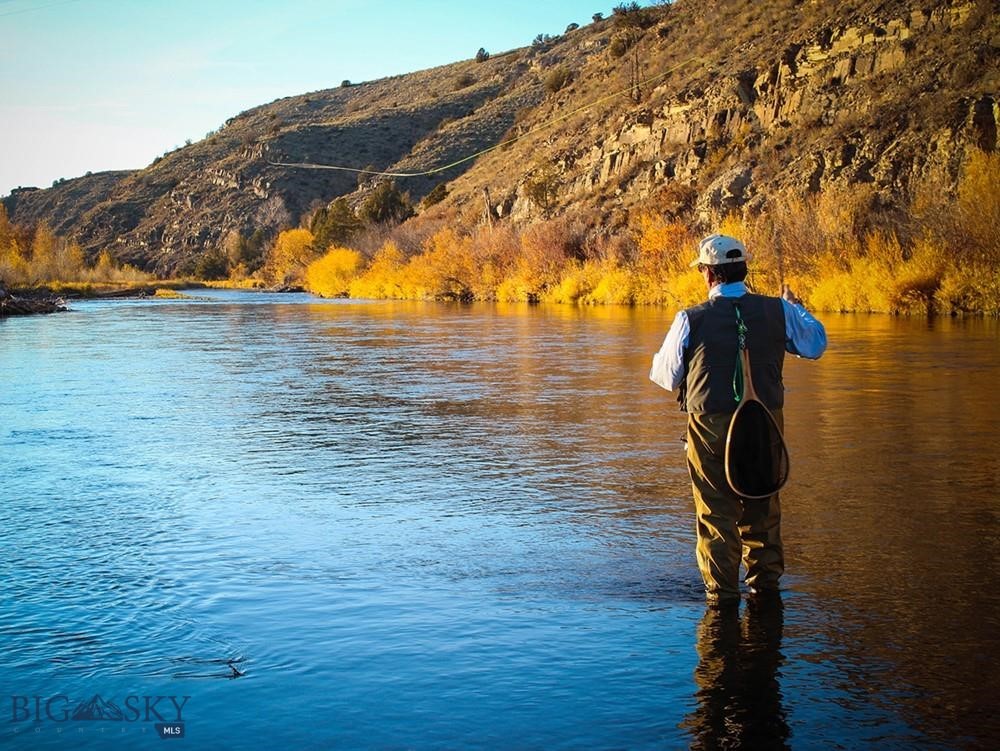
1, 293, 998, 749
782, 314, 1000, 748
683, 598, 788, 750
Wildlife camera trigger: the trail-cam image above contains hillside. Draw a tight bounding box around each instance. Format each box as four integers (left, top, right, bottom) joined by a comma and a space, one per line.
433, 0, 998, 229
3, 51, 546, 274
3, 0, 997, 274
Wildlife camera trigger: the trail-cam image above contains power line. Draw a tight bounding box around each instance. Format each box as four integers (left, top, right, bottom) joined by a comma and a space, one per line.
0, 0, 83, 18
267, 54, 699, 179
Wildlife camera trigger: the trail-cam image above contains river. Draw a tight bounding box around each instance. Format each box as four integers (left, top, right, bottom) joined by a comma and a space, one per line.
1, 290, 997, 749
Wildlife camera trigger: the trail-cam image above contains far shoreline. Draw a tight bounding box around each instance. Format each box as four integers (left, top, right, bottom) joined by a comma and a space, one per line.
4, 279, 999, 319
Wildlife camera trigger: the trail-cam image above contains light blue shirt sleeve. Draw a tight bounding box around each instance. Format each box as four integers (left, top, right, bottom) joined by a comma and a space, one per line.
781, 298, 827, 359
650, 310, 689, 391
650, 289, 826, 391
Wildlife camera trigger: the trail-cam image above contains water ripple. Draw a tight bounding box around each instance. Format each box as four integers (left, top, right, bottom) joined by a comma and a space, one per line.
0, 294, 997, 749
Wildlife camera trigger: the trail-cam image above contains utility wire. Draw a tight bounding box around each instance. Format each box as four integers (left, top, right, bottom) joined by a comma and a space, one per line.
267, 54, 699, 179
0, 0, 82, 18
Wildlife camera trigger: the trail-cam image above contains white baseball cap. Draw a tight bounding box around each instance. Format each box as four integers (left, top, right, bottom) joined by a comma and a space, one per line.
689, 234, 749, 267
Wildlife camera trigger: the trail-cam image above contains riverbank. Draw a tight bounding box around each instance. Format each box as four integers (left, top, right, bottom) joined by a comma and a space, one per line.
30, 279, 208, 298
0, 286, 66, 315
0, 281, 215, 315
285, 149, 998, 316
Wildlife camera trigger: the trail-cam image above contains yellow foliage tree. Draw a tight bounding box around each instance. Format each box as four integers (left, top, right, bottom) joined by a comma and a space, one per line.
499, 219, 576, 301
0, 204, 14, 252
90, 250, 118, 282
349, 241, 407, 299
410, 227, 476, 300
28, 224, 59, 284
632, 213, 695, 305
468, 225, 520, 301
583, 259, 635, 305
63, 243, 86, 280
265, 228, 316, 285
956, 148, 1000, 264
807, 231, 947, 314
545, 260, 597, 304
305, 247, 363, 297
0, 206, 28, 286
0, 243, 30, 287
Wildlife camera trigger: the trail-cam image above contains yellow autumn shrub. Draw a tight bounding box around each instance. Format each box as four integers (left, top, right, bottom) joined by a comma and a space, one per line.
545, 260, 598, 304
583, 259, 635, 305
349, 241, 407, 299
264, 228, 316, 286
411, 227, 477, 300
632, 213, 694, 305
955, 148, 1000, 263
305, 247, 363, 298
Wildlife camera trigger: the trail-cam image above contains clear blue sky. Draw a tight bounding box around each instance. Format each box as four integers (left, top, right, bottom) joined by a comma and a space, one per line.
0, 0, 644, 197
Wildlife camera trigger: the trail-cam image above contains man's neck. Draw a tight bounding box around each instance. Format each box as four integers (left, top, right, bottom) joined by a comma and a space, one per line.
708, 281, 748, 299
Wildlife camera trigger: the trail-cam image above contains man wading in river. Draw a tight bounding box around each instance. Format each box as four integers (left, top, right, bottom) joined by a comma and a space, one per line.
650, 234, 827, 605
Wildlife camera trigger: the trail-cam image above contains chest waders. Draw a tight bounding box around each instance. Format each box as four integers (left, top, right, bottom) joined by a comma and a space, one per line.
724, 302, 790, 499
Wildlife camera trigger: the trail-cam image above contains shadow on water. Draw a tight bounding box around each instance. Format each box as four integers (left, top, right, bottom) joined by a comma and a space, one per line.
682, 597, 788, 751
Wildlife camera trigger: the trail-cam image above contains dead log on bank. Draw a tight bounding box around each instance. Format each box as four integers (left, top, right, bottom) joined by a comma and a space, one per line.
0, 287, 68, 316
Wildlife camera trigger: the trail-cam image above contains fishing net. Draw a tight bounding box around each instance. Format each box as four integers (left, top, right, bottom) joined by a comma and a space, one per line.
724, 302, 790, 499
725, 399, 789, 499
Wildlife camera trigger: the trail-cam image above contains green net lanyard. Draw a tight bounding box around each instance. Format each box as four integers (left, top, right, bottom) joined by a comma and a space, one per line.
733, 304, 747, 403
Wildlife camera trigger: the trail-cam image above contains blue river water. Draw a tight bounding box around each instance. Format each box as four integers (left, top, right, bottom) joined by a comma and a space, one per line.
1, 290, 998, 749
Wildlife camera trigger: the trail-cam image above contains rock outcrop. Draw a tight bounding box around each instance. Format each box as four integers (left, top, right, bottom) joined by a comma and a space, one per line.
466, 0, 997, 227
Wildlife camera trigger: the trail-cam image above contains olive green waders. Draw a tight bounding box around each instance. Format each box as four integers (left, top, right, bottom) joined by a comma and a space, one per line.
686, 409, 784, 600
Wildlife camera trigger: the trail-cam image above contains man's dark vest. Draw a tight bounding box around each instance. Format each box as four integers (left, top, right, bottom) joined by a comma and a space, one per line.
679, 293, 786, 414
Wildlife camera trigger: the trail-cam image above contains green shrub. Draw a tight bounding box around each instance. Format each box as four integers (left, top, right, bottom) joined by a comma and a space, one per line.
359, 182, 413, 225
422, 183, 449, 208
524, 165, 560, 216
193, 248, 229, 280
609, 34, 630, 58
312, 198, 362, 249
225, 229, 267, 273
545, 66, 572, 94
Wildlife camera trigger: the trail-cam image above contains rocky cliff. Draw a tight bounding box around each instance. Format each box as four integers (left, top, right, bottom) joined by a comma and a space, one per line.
4, 0, 997, 272
438, 0, 998, 230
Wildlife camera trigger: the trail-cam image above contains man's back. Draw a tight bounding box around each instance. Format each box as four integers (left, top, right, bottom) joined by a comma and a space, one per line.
681, 294, 786, 414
